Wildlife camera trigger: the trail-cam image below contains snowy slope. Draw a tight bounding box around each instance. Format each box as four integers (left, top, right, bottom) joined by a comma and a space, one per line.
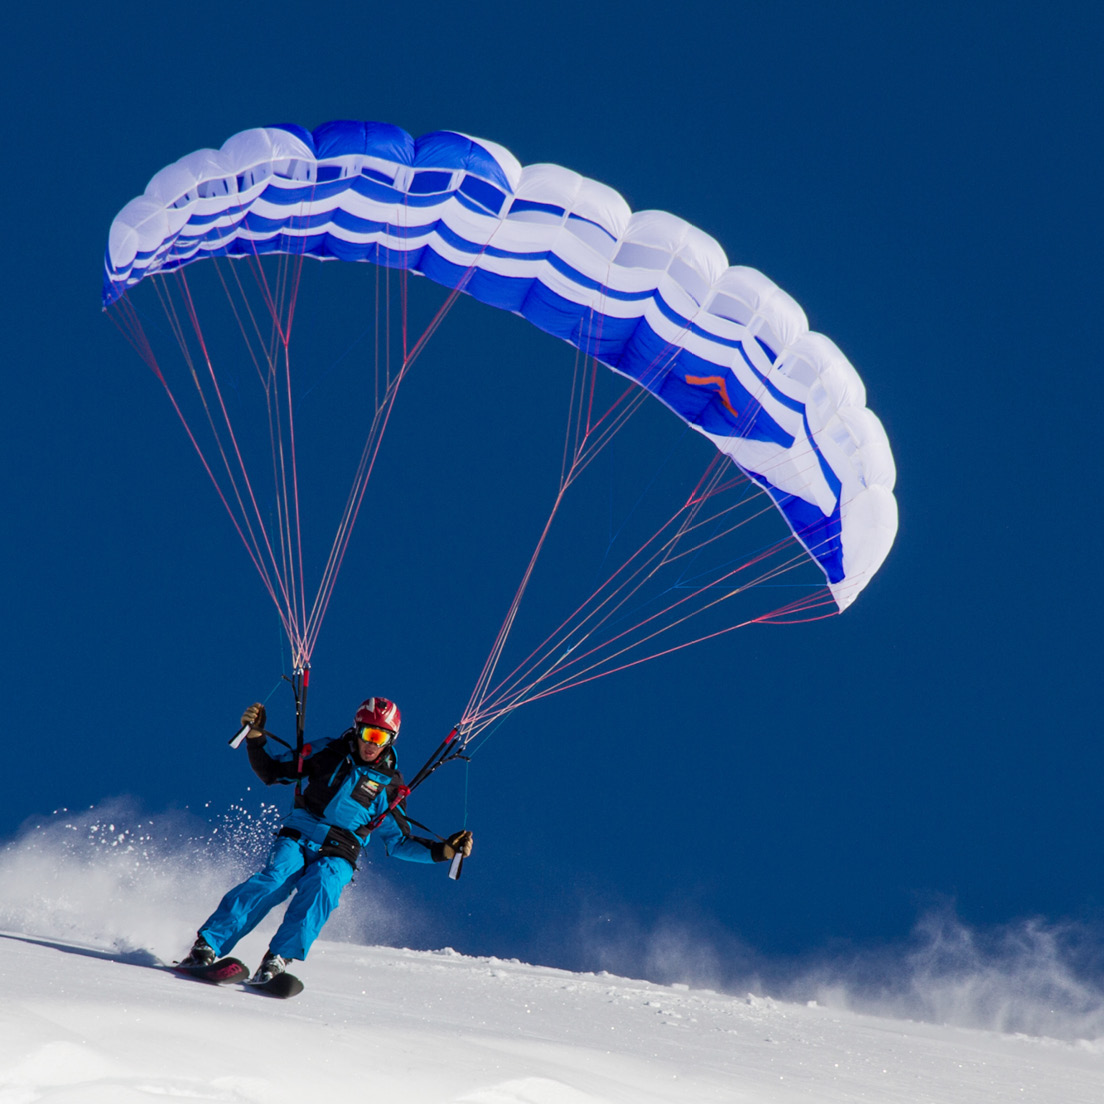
2, 803, 1103, 1103
3, 932, 1104, 1104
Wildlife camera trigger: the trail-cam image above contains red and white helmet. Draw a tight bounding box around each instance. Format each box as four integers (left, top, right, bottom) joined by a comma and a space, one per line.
354, 696, 401, 737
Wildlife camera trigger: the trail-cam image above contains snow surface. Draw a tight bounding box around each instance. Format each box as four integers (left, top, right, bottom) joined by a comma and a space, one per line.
2, 803, 1103, 1103
4, 933, 1104, 1104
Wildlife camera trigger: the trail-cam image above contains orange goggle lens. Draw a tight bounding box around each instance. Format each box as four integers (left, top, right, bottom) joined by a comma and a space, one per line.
357, 724, 393, 746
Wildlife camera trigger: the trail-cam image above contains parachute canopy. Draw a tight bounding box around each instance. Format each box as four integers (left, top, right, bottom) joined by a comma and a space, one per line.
104, 119, 896, 613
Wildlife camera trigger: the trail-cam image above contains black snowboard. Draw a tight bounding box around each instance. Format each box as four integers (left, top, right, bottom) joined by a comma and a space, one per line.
244, 971, 304, 999
171, 956, 249, 985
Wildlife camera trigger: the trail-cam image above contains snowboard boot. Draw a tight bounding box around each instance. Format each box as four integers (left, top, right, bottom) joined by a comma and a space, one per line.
178, 935, 217, 969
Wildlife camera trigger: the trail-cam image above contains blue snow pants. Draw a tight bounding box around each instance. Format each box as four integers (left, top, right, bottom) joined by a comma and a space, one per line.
198, 834, 355, 961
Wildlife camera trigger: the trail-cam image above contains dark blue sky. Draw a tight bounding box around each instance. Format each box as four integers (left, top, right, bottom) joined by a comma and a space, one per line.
4, 3, 1102, 980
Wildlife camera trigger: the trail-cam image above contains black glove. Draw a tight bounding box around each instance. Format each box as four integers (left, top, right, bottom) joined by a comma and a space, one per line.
441, 830, 473, 861
241, 703, 266, 738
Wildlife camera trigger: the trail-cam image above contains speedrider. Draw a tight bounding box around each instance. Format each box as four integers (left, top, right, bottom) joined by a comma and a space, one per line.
179, 696, 473, 984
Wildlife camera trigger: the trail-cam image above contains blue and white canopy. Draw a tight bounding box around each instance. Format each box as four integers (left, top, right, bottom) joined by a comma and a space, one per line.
103, 119, 897, 610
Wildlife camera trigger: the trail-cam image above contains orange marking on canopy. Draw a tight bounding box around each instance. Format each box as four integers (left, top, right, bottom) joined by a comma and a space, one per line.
685, 374, 738, 418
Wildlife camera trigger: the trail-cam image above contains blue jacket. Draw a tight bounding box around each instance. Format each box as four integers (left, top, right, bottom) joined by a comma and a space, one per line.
247, 731, 439, 865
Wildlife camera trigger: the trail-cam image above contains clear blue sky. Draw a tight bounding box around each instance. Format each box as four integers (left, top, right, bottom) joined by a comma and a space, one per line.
3, 2, 1101, 981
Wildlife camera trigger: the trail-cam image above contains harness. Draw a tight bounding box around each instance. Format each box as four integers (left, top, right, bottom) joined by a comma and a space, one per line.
249, 691, 466, 871
278, 739, 417, 869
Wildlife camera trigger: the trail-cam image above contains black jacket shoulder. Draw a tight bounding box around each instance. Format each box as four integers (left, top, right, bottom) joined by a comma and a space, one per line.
246, 730, 352, 786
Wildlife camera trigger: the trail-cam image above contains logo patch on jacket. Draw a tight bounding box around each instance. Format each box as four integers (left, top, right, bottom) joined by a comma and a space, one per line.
351, 776, 383, 809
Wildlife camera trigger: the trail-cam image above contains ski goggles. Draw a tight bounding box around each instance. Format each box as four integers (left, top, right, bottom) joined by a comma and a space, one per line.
357, 724, 394, 747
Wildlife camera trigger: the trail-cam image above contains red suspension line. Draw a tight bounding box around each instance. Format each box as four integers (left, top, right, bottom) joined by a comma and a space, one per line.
158, 264, 307, 657
110, 290, 298, 646
220, 256, 302, 640
561, 343, 588, 487
471, 589, 839, 730
467, 328, 675, 715
212, 258, 275, 389
202, 246, 305, 649
464, 481, 570, 723
177, 268, 311, 655
466, 457, 797, 714
468, 539, 823, 728
467, 486, 779, 723
233, 262, 307, 655
464, 330, 701, 722
239, 244, 312, 653
465, 458, 758, 725
300, 268, 477, 660
227, 212, 354, 664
